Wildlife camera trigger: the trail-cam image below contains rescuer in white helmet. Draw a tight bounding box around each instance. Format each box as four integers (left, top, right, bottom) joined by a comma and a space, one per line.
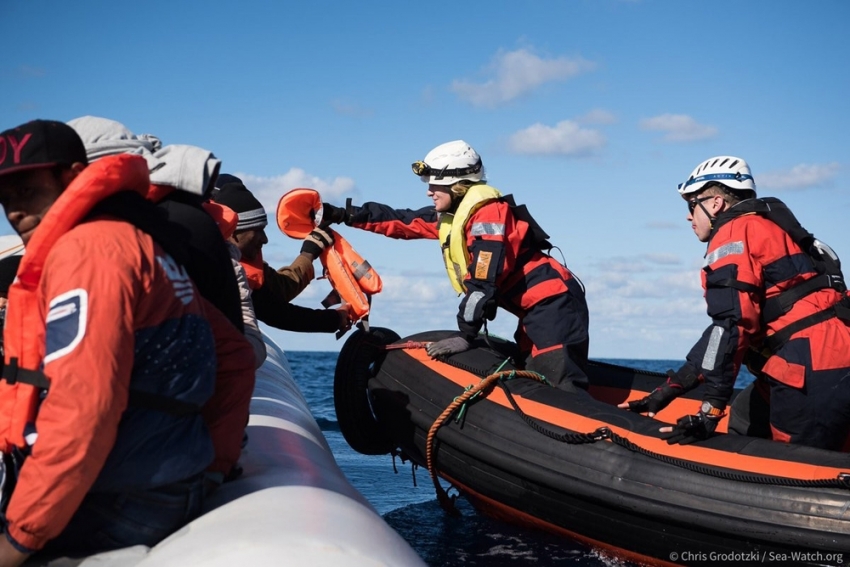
620, 156, 850, 451
322, 140, 591, 392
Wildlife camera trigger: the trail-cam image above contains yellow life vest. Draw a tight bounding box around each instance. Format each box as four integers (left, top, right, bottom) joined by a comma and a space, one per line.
438, 184, 502, 294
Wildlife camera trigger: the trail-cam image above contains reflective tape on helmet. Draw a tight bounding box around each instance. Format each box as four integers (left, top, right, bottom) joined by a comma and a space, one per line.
679, 172, 755, 192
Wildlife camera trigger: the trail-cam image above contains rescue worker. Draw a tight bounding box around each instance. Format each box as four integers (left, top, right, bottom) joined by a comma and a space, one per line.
0, 119, 225, 564
212, 175, 353, 335
620, 156, 850, 450
322, 140, 590, 391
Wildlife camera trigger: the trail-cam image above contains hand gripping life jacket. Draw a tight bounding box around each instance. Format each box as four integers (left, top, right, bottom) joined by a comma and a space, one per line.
276, 188, 382, 328
438, 185, 553, 294
0, 155, 151, 453
709, 197, 850, 354
318, 229, 382, 322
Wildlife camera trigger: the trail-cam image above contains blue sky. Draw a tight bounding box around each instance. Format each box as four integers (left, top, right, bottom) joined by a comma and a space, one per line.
1, 0, 848, 359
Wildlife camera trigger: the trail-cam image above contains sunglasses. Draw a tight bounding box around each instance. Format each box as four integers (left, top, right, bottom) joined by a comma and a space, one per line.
687, 195, 714, 214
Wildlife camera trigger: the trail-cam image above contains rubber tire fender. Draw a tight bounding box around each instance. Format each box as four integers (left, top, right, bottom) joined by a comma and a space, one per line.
334, 326, 400, 455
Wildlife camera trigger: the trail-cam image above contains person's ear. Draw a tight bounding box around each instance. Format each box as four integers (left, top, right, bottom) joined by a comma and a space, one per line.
59, 162, 87, 188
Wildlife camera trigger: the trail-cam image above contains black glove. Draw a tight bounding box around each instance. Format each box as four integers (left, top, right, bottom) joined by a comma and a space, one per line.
661, 406, 723, 445
300, 227, 334, 258
426, 336, 470, 358
321, 203, 349, 226
623, 369, 700, 415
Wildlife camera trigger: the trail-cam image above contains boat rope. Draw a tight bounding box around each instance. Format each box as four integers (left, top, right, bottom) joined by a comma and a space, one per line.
498, 382, 850, 490
425, 369, 546, 515
426, 369, 850, 516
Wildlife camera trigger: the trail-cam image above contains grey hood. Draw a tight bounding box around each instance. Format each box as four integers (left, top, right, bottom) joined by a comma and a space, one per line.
67, 115, 221, 197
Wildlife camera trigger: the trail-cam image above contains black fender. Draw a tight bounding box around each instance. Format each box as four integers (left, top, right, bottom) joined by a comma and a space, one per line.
334, 326, 400, 455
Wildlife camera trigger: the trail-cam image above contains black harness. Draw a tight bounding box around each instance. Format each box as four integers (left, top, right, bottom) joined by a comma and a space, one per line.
708, 197, 849, 353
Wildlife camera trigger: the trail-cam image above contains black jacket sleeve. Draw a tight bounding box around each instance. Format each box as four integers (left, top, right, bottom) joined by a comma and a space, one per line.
251, 286, 340, 333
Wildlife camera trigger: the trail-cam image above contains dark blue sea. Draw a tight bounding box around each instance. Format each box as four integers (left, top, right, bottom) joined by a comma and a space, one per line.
287, 352, 756, 567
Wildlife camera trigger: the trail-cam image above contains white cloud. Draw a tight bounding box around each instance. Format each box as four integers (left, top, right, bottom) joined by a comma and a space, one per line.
507, 120, 606, 156
237, 168, 356, 212
576, 108, 617, 125
640, 114, 718, 142
641, 253, 681, 265
758, 162, 840, 191
451, 48, 595, 108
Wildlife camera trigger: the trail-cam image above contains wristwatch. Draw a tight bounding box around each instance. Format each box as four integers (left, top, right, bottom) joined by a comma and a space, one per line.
700, 400, 726, 418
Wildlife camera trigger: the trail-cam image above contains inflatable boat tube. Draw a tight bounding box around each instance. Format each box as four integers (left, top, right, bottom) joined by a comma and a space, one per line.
39, 334, 425, 567
336, 328, 850, 567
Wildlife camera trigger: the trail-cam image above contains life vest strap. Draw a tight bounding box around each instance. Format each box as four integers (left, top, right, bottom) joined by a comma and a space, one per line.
2, 358, 50, 390
703, 275, 761, 294
762, 296, 850, 353
322, 288, 342, 308
762, 273, 845, 324
2, 358, 199, 416
351, 259, 372, 281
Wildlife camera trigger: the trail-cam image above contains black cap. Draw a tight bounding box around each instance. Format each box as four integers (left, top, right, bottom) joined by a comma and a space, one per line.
212, 174, 267, 231
0, 120, 88, 177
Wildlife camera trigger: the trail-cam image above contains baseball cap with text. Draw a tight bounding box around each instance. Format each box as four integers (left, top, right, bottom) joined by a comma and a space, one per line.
0, 119, 88, 178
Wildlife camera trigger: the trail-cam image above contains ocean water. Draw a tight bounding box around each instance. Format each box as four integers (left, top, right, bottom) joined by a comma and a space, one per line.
286, 351, 756, 567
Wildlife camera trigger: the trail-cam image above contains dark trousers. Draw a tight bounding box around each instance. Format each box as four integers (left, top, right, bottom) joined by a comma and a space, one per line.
37, 473, 205, 558
729, 370, 850, 451
516, 292, 590, 392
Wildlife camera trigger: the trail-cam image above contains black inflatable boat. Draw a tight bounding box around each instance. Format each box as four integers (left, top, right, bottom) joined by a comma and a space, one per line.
334, 328, 850, 566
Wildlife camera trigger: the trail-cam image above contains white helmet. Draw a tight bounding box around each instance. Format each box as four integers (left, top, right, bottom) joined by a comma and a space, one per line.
411, 140, 485, 186
677, 156, 756, 197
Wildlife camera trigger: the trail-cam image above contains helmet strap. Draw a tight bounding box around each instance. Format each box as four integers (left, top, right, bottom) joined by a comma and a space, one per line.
698, 200, 716, 229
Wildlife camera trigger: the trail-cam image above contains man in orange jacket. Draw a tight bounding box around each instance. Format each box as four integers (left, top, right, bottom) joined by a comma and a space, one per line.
0, 120, 251, 565
621, 156, 850, 449
322, 140, 590, 391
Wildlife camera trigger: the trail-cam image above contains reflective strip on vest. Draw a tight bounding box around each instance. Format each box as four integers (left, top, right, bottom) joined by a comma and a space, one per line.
703, 241, 744, 268
470, 222, 505, 236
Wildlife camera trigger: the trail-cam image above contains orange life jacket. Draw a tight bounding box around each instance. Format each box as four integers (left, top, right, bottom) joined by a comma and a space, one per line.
276, 188, 323, 239
320, 230, 382, 321
0, 154, 151, 452
203, 201, 238, 240
276, 187, 382, 322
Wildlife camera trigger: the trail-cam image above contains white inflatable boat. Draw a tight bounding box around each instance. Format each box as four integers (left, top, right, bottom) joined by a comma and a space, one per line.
32, 334, 425, 567
0, 233, 423, 566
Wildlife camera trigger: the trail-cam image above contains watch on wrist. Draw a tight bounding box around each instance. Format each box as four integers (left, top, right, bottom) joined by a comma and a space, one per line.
700, 400, 726, 418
